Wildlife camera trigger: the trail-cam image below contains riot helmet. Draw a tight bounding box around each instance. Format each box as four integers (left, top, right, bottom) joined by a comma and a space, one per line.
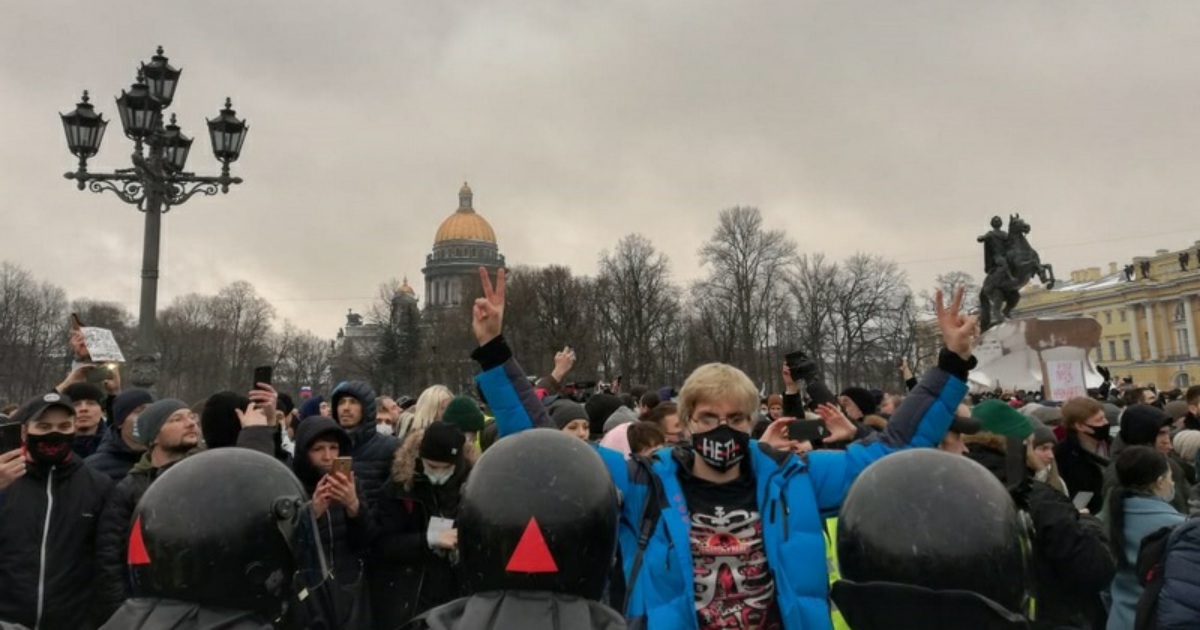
458, 428, 618, 599
128, 448, 315, 617
837, 449, 1029, 613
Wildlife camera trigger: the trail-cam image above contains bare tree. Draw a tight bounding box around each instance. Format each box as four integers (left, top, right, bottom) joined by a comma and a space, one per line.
698, 206, 797, 383
0, 263, 69, 403
920, 271, 980, 316
596, 234, 680, 385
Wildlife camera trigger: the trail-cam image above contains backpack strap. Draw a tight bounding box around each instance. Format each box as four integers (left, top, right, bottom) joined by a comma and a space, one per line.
624, 454, 667, 613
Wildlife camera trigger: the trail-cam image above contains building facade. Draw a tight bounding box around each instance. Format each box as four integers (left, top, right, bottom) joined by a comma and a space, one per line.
1012, 240, 1200, 390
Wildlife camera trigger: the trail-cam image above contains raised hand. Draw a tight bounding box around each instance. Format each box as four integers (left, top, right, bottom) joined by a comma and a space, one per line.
248, 383, 279, 427
816, 403, 856, 443
935, 287, 979, 361
235, 402, 269, 428
472, 266, 506, 346
553, 346, 576, 380
781, 362, 799, 395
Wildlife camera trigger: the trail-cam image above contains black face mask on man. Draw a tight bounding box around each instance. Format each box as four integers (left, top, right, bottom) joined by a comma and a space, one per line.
692, 424, 749, 472
1086, 423, 1112, 443
26, 431, 74, 466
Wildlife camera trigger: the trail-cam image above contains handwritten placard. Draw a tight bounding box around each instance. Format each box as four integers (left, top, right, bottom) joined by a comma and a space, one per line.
81, 327, 125, 363
1046, 360, 1086, 402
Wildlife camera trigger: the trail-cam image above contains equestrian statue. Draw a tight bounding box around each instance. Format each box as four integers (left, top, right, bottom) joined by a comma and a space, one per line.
978, 213, 1055, 331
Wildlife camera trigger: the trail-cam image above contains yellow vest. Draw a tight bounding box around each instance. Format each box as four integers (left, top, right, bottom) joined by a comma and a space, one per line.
824, 516, 850, 630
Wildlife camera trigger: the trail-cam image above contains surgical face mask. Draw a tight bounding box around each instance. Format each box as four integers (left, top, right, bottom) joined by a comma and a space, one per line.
426, 468, 455, 486
692, 424, 749, 472
26, 431, 74, 466
1086, 423, 1111, 442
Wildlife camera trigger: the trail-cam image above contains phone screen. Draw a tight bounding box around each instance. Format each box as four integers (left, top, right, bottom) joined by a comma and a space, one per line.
1072, 491, 1094, 510
252, 365, 273, 389
787, 419, 827, 443
0, 423, 23, 453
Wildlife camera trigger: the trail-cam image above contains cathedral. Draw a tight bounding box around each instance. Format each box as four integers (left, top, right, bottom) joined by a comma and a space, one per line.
333, 183, 506, 392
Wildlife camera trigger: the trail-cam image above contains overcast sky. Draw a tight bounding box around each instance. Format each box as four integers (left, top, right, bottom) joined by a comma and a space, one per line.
4, 1, 1200, 337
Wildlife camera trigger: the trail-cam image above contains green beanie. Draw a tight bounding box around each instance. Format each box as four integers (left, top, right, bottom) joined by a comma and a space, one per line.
971, 399, 1035, 439
441, 396, 485, 434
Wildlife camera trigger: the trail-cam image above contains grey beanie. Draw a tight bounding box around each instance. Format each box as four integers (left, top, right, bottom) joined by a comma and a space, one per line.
549, 400, 589, 430
135, 398, 189, 447
603, 406, 638, 434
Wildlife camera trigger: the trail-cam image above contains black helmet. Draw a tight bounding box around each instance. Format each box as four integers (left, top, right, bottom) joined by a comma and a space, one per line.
458, 428, 618, 599
129, 448, 311, 616
837, 449, 1029, 613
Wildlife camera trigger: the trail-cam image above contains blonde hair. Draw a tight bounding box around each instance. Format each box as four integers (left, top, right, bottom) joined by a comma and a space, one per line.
677, 363, 759, 423
411, 385, 453, 432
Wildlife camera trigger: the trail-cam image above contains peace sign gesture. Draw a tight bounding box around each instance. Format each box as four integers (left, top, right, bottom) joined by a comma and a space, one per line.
935, 286, 979, 361
473, 266, 507, 346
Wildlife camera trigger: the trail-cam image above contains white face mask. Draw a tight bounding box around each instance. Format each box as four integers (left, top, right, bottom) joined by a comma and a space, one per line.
426, 468, 455, 486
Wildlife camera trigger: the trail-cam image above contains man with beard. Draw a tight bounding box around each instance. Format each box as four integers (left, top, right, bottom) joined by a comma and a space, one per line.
94, 399, 202, 620
0, 392, 114, 630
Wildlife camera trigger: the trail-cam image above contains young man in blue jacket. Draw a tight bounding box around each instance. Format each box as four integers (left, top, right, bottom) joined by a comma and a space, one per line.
467, 267, 978, 630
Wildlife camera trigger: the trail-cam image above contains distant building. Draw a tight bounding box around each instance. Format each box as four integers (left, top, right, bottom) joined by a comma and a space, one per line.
1012, 241, 1200, 389
333, 183, 505, 392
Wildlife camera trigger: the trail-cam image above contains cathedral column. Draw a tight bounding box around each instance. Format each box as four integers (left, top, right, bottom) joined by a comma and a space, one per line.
1144, 301, 1159, 361
1183, 297, 1200, 358
1127, 305, 1141, 362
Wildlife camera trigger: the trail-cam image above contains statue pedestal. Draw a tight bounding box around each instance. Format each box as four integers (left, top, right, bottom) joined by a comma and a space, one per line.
968, 317, 1104, 395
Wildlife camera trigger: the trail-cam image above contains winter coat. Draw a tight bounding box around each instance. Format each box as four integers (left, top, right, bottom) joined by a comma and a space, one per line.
98, 598, 273, 630
1102, 453, 1191, 515
1156, 518, 1200, 630
85, 425, 144, 481
290, 417, 370, 629
329, 381, 398, 508
1103, 496, 1185, 630
1023, 480, 1114, 630
0, 456, 113, 630
73, 432, 104, 459
1055, 434, 1109, 514
369, 428, 469, 629
473, 335, 967, 630
413, 591, 627, 630
830, 581, 1029, 630
95, 453, 187, 622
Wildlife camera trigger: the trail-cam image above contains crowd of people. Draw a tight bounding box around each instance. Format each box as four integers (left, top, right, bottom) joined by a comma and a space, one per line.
2, 266, 1200, 630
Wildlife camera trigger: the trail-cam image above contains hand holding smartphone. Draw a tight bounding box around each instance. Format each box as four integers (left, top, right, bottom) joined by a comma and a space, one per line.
786, 419, 828, 443
0, 421, 23, 454
252, 365, 273, 390
332, 457, 353, 476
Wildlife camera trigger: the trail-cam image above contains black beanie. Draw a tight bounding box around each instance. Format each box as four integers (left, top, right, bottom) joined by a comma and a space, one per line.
549, 400, 589, 430
420, 422, 465, 463
840, 387, 878, 417
62, 382, 104, 405
584, 394, 622, 436
112, 388, 155, 428
1120, 404, 1171, 447
201, 391, 251, 449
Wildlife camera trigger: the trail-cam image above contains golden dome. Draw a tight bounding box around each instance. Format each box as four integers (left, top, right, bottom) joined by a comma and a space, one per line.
434, 182, 496, 244
397, 277, 416, 296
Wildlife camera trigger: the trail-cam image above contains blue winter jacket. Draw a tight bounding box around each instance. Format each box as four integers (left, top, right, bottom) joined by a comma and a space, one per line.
472, 336, 969, 630
1157, 518, 1200, 630
1103, 495, 1185, 630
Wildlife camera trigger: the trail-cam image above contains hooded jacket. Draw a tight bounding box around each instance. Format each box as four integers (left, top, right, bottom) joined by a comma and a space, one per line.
329, 381, 398, 507
414, 591, 626, 630
472, 335, 966, 630
369, 427, 470, 629
98, 598, 273, 630
1156, 518, 1200, 630
85, 425, 144, 481
1103, 495, 1185, 630
0, 454, 113, 630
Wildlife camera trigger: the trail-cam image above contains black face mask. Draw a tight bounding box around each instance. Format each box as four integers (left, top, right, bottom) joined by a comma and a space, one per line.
26, 431, 74, 466
1085, 424, 1112, 443
692, 425, 749, 472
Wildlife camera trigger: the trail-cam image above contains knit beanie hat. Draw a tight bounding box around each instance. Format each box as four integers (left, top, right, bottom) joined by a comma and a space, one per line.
442, 396, 485, 434
1102, 403, 1121, 425
550, 400, 589, 430
136, 399, 188, 447
971, 400, 1035, 439
1165, 400, 1190, 422
200, 391, 250, 449
584, 394, 623, 436
1119, 404, 1171, 447
766, 394, 783, 408
603, 406, 638, 434
1173, 430, 1200, 464
112, 388, 155, 428
1031, 423, 1057, 448
62, 382, 104, 405
840, 387, 878, 417
298, 395, 325, 421
419, 422, 465, 463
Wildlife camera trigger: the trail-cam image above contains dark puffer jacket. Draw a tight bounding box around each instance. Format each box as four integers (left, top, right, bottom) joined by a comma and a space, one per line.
1157, 518, 1200, 630
85, 425, 144, 481
99, 598, 273, 630
414, 591, 626, 630
0, 456, 113, 630
1055, 433, 1109, 514
330, 381, 397, 507
290, 417, 371, 629
370, 429, 469, 629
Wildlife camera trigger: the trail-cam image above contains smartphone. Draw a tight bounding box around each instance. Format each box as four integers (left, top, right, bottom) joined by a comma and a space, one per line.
0, 422, 23, 453
252, 365, 273, 390
332, 457, 353, 475
784, 350, 809, 381
1072, 491, 1094, 510
787, 419, 828, 443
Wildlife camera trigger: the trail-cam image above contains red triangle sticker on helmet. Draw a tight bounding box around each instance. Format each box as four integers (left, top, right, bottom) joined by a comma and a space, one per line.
505, 517, 559, 573
128, 515, 151, 566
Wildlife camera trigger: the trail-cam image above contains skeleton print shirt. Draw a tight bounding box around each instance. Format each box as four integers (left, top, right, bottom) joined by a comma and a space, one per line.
679, 465, 782, 630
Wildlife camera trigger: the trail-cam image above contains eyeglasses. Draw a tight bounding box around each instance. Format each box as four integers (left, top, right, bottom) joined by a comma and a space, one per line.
691, 413, 753, 430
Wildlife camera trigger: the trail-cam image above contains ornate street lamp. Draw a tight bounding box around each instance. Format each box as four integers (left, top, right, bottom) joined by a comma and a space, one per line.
60, 47, 247, 388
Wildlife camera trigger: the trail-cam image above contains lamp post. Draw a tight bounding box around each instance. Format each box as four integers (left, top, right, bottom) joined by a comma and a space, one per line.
60, 46, 248, 388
